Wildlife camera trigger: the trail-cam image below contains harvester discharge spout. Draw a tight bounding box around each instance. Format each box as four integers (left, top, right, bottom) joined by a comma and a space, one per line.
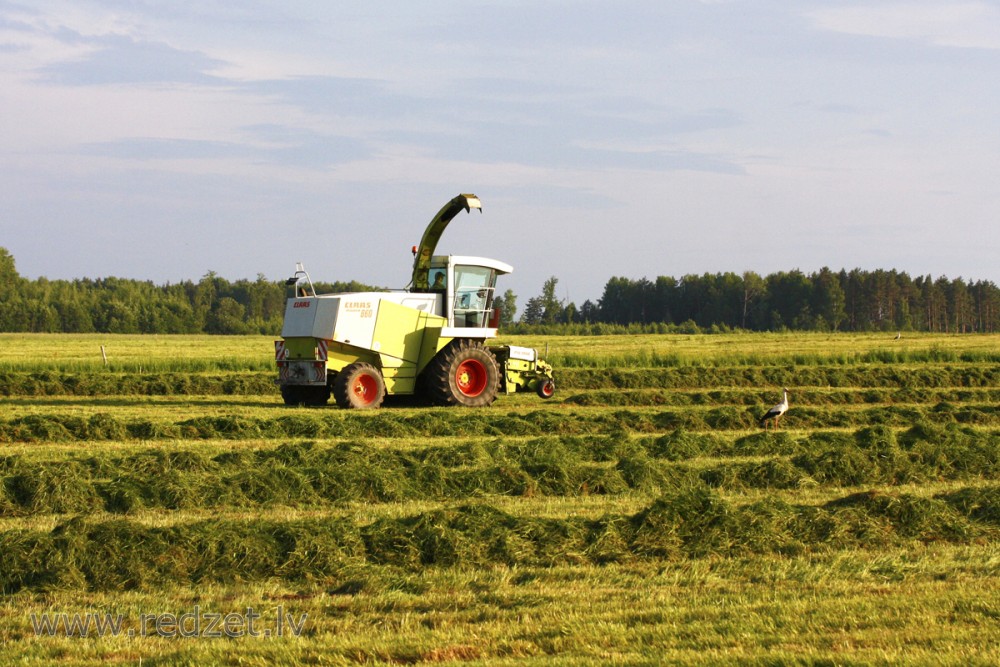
411, 194, 482, 290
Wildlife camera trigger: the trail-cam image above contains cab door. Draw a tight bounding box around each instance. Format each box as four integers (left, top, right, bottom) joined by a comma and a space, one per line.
450, 264, 497, 328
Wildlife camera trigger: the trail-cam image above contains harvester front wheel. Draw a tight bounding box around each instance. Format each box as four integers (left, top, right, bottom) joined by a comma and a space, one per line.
333, 362, 386, 409
425, 339, 499, 407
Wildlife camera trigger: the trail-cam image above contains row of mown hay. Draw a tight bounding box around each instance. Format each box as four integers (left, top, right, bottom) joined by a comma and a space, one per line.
703, 423, 1000, 489
2, 364, 999, 397
563, 387, 1000, 407
560, 364, 1000, 390
550, 348, 1000, 368
3, 405, 1000, 444
4, 425, 998, 515
0, 438, 678, 516
0, 372, 275, 397
2, 484, 998, 592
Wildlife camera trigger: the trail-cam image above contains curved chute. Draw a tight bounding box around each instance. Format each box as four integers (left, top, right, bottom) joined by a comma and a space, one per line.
411, 194, 482, 290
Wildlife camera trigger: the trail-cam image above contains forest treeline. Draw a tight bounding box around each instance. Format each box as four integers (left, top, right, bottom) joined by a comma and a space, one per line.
2, 248, 998, 334
0, 249, 372, 335
512, 269, 1000, 334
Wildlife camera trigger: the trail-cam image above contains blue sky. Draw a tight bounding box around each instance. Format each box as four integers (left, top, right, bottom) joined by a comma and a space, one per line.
2, 1, 999, 306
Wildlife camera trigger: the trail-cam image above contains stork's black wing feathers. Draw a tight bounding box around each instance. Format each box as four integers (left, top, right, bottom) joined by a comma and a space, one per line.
758, 408, 780, 425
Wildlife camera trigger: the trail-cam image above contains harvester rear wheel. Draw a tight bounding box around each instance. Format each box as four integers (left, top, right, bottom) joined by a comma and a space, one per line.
333, 362, 386, 409
280, 386, 302, 406
281, 385, 330, 406
424, 339, 499, 407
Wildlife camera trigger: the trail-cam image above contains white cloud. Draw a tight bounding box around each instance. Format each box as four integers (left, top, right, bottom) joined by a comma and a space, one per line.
2, 1, 1000, 296
808, 2, 1000, 50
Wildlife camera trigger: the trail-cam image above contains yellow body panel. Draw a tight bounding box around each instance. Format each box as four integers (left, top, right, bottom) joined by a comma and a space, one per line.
281, 298, 465, 396
282, 338, 321, 360
371, 301, 451, 395
372, 301, 440, 363
325, 345, 378, 372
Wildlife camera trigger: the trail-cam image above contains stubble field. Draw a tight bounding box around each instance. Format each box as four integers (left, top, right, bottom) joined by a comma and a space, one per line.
1, 331, 999, 665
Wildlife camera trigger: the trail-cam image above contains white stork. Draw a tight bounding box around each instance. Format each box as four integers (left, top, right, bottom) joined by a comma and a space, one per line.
759, 387, 789, 431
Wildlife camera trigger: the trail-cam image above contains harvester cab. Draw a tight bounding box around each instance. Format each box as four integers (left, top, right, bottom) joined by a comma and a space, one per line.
409, 194, 504, 331
421, 257, 510, 331
275, 194, 555, 409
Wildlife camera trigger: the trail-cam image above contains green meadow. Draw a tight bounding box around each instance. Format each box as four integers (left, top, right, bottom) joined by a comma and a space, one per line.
1, 331, 999, 665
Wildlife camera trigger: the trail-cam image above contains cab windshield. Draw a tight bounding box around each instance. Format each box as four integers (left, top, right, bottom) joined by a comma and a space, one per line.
453, 265, 497, 328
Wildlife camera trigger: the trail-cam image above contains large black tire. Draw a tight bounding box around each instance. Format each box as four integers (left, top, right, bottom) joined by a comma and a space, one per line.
281, 384, 330, 406
332, 362, 386, 409
280, 386, 301, 406
423, 339, 500, 407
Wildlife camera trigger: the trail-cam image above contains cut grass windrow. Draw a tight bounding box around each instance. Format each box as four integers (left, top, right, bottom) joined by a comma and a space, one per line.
3, 405, 1000, 444
564, 387, 1000, 407
561, 364, 1000, 390
2, 483, 998, 593
4, 425, 998, 516
0, 371, 275, 397
2, 363, 999, 397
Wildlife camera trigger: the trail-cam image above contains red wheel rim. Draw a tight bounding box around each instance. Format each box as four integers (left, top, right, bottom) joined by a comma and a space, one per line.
352, 373, 379, 405
540, 380, 554, 397
455, 359, 488, 397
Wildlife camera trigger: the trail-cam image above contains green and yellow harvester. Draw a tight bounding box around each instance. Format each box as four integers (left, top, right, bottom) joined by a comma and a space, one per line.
275, 194, 555, 408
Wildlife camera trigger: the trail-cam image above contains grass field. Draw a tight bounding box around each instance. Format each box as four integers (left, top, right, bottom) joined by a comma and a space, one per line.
2, 331, 999, 665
